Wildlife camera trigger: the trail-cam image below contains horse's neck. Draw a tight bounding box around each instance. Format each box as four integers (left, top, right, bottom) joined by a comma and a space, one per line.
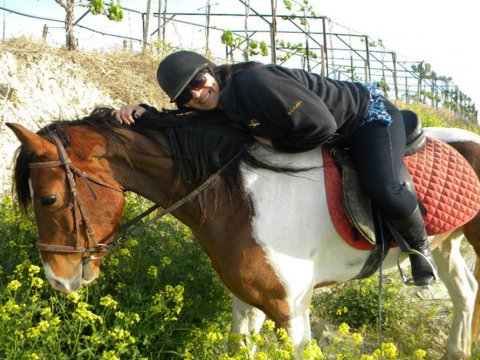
109, 130, 175, 204
109, 130, 237, 232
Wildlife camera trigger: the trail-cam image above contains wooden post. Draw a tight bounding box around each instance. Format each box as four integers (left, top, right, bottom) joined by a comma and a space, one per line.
42, 24, 48, 43
405, 76, 409, 104
321, 17, 328, 76
364, 36, 370, 82
244, 0, 250, 61
350, 55, 354, 80
205, 0, 211, 55
143, 0, 152, 52
157, 0, 162, 53
431, 80, 435, 108
162, 0, 168, 44
391, 52, 398, 100
270, 0, 277, 64
65, 0, 77, 50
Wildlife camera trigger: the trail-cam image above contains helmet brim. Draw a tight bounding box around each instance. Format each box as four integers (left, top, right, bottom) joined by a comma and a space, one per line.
170, 62, 211, 103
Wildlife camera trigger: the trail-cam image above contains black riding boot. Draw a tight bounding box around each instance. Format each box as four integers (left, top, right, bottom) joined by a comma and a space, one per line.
392, 207, 437, 286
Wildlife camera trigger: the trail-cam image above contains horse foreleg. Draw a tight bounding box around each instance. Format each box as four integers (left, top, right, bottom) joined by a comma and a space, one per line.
230, 295, 266, 354
231, 295, 266, 335
433, 232, 477, 359
270, 288, 314, 359
287, 304, 312, 358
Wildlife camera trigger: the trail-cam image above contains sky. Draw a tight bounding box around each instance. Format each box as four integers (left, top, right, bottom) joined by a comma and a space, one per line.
1, 0, 479, 118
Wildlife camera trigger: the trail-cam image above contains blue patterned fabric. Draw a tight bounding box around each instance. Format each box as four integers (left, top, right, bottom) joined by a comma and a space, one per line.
362, 82, 392, 126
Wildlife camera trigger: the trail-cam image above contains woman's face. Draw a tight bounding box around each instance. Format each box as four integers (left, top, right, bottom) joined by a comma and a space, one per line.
183, 70, 221, 110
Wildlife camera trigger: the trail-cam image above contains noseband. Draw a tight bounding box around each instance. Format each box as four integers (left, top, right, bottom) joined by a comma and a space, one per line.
29, 131, 238, 260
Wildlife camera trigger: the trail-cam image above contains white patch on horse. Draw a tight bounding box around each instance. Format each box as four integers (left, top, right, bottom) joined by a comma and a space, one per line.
243, 146, 401, 336
43, 263, 82, 293
425, 127, 480, 144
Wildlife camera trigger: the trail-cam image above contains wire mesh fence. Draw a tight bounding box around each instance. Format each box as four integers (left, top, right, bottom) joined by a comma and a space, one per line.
0, 1, 476, 123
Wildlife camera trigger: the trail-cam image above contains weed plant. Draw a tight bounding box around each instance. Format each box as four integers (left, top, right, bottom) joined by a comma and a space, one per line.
1, 194, 448, 359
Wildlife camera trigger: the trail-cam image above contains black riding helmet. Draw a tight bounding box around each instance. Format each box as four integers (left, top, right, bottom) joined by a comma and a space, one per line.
157, 50, 217, 103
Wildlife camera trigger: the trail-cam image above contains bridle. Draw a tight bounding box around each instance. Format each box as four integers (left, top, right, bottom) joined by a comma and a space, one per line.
29, 132, 125, 258
29, 131, 236, 260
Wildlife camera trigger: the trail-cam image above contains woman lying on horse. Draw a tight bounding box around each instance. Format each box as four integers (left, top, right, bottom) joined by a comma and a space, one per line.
114, 50, 437, 287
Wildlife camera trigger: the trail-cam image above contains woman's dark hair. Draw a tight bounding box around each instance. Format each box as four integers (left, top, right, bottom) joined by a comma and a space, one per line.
214, 61, 262, 91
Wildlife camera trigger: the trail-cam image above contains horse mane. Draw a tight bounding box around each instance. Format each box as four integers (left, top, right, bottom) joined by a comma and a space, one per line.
13, 106, 297, 213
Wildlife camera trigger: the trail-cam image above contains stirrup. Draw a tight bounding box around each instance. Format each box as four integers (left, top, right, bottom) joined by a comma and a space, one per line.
396, 249, 438, 286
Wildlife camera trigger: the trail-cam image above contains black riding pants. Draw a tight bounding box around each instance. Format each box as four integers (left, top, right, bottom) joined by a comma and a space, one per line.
346, 102, 417, 219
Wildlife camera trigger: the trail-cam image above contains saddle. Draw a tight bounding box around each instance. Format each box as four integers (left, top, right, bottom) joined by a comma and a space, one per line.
323, 110, 480, 277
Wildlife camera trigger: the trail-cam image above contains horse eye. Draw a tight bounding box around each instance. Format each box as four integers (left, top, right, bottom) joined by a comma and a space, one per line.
40, 195, 57, 207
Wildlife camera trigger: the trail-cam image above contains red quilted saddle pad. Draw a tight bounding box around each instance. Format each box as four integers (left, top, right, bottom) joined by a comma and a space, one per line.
323, 137, 480, 250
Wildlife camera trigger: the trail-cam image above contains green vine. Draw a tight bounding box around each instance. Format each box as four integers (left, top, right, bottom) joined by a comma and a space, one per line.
90, 0, 124, 22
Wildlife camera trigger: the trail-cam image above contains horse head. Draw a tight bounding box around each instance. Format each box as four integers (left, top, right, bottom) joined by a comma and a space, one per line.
7, 121, 126, 293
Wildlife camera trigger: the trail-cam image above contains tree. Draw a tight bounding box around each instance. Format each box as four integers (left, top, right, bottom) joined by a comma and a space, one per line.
410, 61, 432, 102
54, 0, 124, 50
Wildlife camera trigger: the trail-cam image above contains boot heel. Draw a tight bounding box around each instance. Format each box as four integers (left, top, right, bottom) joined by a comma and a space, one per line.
397, 248, 437, 286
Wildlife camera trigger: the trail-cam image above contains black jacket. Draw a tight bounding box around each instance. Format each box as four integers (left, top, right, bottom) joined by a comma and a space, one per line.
220, 64, 371, 153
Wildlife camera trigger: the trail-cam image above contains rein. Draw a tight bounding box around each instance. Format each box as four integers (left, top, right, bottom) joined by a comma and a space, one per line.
29, 131, 240, 260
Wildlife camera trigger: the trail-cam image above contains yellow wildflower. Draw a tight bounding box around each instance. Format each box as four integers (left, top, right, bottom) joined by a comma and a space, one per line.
254, 352, 269, 360
302, 339, 324, 359
28, 265, 41, 276
115, 311, 125, 319
382, 342, 398, 359
338, 322, 350, 336
360, 355, 374, 360
40, 307, 53, 317
279, 349, 292, 359
100, 295, 118, 309
67, 291, 81, 303
31, 277, 44, 288
161, 256, 172, 266
276, 327, 289, 341
414, 349, 427, 359
147, 265, 158, 278
126, 239, 139, 247
264, 319, 275, 331
352, 332, 364, 345
251, 333, 264, 345
6, 280, 22, 292
73, 302, 103, 324
101, 350, 119, 360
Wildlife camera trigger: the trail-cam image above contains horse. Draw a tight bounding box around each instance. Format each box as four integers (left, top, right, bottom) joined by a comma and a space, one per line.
7, 107, 480, 359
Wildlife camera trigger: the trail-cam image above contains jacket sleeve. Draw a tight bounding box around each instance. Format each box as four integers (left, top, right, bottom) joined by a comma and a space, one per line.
235, 67, 338, 153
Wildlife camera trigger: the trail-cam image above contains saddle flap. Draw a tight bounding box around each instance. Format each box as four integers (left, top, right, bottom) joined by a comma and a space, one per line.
329, 148, 376, 245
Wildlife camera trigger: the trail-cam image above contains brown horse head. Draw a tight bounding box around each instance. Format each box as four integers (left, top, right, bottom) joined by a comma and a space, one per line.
7, 119, 125, 293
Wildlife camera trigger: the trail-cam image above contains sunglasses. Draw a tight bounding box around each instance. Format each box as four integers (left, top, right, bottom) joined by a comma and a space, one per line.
176, 72, 208, 105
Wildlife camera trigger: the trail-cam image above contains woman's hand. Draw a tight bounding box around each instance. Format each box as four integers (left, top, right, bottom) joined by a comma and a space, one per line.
112, 104, 146, 125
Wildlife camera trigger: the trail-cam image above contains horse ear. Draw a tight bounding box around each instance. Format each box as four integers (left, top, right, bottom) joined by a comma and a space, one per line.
6, 123, 57, 157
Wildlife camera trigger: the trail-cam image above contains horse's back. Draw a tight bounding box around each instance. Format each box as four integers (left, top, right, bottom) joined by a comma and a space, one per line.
424, 127, 480, 144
